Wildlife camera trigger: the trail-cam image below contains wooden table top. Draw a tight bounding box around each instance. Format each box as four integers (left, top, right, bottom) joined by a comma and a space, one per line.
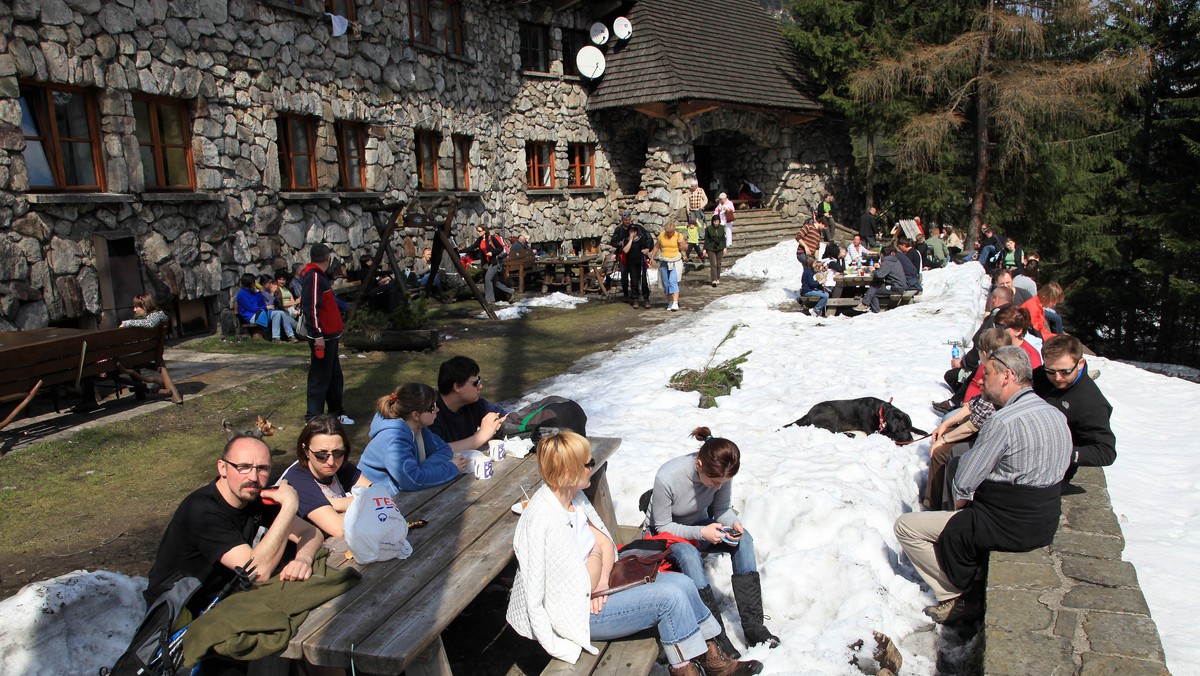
286, 436, 622, 672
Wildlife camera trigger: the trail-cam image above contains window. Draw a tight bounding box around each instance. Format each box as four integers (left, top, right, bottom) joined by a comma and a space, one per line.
409, 0, 432, 45
567, 143, 594, 188
336, 121, 367, 191
526, 142, 554, 189
444, 0, 465, 56
519, 23, 550, 73
325, 0, 355, 20
415, 129, 441, 190
279, 115, 318, 191
561, 29, 589, 77
132, 96, 194, 191
19, 83, 105, 191
452, 134, 472, 190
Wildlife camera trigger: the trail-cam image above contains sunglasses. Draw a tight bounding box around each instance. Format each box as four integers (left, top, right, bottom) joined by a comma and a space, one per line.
309, 449, 347, 462
1045, 359, 1082, 377
584, 458, 596, 469
470, 377, 483, 388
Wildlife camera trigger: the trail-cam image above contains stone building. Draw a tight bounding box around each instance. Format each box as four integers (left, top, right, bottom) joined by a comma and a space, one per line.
0, 0, 850, 334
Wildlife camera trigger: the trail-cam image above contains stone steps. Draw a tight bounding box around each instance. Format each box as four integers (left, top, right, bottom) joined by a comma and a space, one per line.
721, 209, 860, 266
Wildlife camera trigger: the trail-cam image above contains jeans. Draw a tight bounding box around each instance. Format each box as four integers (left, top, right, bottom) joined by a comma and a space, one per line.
590, 571, 720, 664
669, 530, 760, 590
659, 260, 680, 294
979, 245, 998, 269
803, 289, 829, 315
862, 283, 894, 313
1044, 308, 1063, 334
258, 309, 295, 340
484, 263, 513, 303
306, 337, 344, 420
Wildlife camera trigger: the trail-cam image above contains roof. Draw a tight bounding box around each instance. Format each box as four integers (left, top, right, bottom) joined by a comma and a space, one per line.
586, 0, 824, 114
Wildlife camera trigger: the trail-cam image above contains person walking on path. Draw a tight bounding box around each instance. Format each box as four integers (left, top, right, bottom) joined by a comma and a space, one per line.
614, 215, 653, 308
704, 213, 727, 288
650, 221, 688, 311
688, 179, 709, 228
301, 244, 353, 425
715, 193, 736, 247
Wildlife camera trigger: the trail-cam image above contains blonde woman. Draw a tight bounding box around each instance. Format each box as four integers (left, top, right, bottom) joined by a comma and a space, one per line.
507, 431, 762, 675
649, 221, 688, 311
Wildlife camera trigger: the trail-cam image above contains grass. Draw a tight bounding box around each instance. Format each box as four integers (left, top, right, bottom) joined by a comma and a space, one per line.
0, 298, 634, 569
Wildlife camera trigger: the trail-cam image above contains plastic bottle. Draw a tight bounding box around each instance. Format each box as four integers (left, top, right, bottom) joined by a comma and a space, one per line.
315, 341, 325, 359
952, 344, 962, 360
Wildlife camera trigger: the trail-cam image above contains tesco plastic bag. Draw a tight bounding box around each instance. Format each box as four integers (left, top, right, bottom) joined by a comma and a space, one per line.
343, 483, 413, 564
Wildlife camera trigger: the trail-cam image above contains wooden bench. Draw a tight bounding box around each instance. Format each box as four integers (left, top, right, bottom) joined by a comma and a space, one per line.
231, 290, 264, 339
797, 289, 917, 314
542, 635, 660, 675
0, 324, 182, 430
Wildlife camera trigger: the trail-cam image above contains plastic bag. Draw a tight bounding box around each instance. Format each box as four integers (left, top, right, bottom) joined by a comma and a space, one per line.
343, 483, 413, 564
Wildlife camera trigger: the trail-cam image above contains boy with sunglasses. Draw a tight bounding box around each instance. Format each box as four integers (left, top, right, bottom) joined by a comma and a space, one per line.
428, 356, 508, 452
1032, 334, 1116, 484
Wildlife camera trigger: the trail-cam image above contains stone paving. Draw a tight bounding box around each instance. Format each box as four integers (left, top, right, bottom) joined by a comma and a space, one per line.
984, 466, 1171, 675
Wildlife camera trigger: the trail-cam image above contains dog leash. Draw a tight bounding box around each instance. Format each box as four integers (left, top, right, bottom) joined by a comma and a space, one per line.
895, 432, 933, 446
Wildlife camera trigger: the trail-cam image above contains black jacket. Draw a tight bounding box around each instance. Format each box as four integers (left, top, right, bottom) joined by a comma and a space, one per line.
857, 211, 877, 241
1033, 364, 1116, 468
897, 249, 922, 291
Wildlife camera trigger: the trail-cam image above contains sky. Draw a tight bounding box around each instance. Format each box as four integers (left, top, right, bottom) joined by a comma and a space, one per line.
1, 244, 1195, 675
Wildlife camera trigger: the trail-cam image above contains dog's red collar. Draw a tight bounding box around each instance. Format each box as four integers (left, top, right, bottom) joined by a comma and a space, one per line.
878, 397, 894, 432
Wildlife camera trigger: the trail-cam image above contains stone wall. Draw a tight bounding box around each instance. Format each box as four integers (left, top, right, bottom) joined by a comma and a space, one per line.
984, 466, 1171, 675
0, 0, 623, 331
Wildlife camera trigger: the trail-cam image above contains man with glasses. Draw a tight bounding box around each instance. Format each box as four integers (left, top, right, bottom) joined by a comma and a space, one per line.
1033, 334, 1116, 484
144, 435, 324, 615
428, 355, 507, 452
896, 346, 1070, 624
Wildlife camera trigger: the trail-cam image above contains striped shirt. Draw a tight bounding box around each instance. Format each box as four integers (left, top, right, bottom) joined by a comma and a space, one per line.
952, 388, 1071, 501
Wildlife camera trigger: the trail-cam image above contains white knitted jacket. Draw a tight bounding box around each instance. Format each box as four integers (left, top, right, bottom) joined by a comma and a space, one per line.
506, 485, 614, 664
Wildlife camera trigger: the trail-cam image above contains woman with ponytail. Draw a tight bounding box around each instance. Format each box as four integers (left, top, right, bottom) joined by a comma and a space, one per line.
648, 428, 780, 655
359, 383, 468, 493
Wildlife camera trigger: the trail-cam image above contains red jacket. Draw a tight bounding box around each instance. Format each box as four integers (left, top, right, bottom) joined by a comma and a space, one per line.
300, 263, 343, 339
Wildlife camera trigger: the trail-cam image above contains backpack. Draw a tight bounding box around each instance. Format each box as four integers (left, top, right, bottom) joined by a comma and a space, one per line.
106, 576, 202, 676
501, 396, 587, 439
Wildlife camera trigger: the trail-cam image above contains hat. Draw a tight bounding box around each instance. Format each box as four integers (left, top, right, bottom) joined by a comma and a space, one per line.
718, 192, 727, 200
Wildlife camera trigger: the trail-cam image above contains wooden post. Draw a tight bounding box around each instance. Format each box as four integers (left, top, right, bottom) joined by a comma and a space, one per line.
349, 203, 411, 324
422, 199, 497, 320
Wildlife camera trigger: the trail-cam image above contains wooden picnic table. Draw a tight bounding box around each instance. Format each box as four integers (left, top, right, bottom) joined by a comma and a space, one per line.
538, 255, 609, 296
0, 327, 88, 349
283, 437, 624, 674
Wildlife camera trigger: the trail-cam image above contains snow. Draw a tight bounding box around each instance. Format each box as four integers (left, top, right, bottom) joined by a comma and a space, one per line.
2, 243, 1196, 675
476, 291, 589, 320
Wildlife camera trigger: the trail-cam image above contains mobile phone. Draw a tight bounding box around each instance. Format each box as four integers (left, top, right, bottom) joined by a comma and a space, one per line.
260, 488, 279, 506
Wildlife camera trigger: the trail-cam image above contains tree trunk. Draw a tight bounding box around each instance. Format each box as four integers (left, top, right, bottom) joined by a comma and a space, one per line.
965, 1, 995, 251
865, 126, 876, 209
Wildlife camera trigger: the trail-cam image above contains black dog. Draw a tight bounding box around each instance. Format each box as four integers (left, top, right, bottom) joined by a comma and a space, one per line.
786, 397, 924, 443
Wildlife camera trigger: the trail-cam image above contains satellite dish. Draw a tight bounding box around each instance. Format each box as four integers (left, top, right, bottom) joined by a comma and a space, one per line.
590, 22, 609, 45
576, 46, 606, 79
613, 17, 633, 40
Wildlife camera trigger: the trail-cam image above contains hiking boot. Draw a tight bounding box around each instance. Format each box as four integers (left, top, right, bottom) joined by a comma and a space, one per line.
668, 662, 702, 676
931, 399, 955, 415
698, 586, 741, 659
923, 595, 982, 624
852, 304, 869, 312
700, 639, 764, 675
731, 572, 780, 649
641, 300, 651, 309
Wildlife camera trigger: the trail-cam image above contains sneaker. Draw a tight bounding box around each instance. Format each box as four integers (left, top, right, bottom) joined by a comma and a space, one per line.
931, 399, 955, 415
272, 337, 282, 343
669, 301, 679, 311
711, 281, 719, 288
641, 300, 650, 309
852, 304, 869, 312
337, 414, 356, 426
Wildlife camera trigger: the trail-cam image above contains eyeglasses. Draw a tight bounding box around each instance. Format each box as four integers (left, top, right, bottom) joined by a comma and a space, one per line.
988, 353, 1018, 374
584, 458, 596, 469
1045, 359, 1082, 378
222, 458, 272, 475
309, 449, 347, 462
422, 403, 438, 413
470, 377, 483, 388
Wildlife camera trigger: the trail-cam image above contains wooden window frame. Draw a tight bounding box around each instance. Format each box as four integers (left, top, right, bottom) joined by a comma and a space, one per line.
526, 141, 555, 189
279, 114, 318, 191
444, 0, 465, 56
325, 0, 355, 21
19, 82, 106, 192
415, 129, 441, 191
452, 134, 472, 191
561, 29, 589, 78
567, 143, 595, 188
335, 121, 367, 192
519, 22, 550, 73
132, 95, 196, 192
409, 0, 432, 46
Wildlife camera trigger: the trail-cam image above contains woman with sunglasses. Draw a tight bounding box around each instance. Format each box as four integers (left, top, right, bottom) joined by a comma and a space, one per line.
360, 383, 468, 494
280, 415, 370, 537
646, 428, 779, 657
508, 431, 762, 676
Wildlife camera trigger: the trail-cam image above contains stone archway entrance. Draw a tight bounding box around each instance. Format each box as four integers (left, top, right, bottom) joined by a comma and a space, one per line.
693, 129, 769, 206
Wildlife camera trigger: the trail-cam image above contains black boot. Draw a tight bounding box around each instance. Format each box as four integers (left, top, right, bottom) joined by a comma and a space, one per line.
731, 572, 780, 648
697, 585, 742, 659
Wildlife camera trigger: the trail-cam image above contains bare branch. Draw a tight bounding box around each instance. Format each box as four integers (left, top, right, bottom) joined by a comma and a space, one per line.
892, 110, 966, 169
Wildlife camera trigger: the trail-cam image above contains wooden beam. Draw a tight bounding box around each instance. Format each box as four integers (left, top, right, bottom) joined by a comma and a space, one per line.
678, 102, 720, 119
632, 102, 670, 120
784, 113, 817, 125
